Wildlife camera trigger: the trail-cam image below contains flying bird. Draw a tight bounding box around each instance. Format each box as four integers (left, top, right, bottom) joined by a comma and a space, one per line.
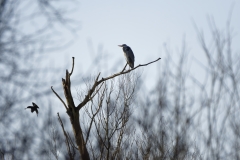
25, 102, 39, 116
118, 44, 135, 69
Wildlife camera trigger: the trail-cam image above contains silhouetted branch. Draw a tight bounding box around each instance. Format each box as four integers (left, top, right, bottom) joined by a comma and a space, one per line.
77, 72, 101, 110
51, 86, 68, 110
57, 113, 75, 160
76, 57, 161, 110
102, 57, 161, 82
69, 57, 75, 76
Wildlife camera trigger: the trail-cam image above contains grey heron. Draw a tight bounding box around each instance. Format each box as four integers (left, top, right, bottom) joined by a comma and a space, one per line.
25, 102, 39, 116
118, 44, 135, 69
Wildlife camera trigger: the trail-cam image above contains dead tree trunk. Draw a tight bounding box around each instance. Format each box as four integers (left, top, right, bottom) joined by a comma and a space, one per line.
51, 57, 90, 160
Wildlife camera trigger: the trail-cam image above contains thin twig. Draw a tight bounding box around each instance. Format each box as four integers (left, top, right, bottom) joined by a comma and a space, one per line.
57, 113, 75, 159
88, 82, 105, 101
85, 88, 105, 145
67, 132, 78, 150
51, 86, 68, 110
85, 106, 101, 145
69, 57, 75, 76
77, 73, 101, 110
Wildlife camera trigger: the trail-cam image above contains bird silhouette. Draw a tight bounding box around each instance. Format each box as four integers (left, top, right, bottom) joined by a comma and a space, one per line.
25, 102, 39, 116
118, 44, 135, 69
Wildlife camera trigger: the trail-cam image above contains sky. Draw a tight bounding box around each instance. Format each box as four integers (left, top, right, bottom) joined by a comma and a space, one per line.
47, 0, 240, 92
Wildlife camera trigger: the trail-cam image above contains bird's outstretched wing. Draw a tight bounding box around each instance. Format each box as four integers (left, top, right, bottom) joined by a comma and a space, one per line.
32, 102, 39, 108
25, 106, 32, 109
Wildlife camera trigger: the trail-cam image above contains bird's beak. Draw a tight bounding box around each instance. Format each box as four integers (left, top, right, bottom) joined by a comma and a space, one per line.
118, 45, 122, 47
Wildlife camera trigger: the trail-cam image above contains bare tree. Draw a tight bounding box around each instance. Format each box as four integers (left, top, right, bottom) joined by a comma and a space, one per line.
192, 15, 240, 159
134, 41, 199, 160
0, 0, 79, 159
133, 14, 239, 160
84, 72, 138, 159
52, 57, 160, 159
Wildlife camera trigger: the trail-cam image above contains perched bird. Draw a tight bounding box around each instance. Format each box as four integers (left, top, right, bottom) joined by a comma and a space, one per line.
25, 102, 39, 116
118, 44, 135, 69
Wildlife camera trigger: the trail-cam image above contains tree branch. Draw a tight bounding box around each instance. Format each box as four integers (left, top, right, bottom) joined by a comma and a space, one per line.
69, 57, 75, 76
76, 72, 101, 110
99, 57, 161, 83
57, 113, 75, 160
51, 86, 68, 110
76, 57, 161, 110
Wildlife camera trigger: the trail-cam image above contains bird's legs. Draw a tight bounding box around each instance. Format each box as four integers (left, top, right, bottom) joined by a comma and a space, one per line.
121, 63, 128, 72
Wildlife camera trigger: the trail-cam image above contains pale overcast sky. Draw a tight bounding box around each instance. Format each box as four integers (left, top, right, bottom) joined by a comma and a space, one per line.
48, 0, 240, 91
